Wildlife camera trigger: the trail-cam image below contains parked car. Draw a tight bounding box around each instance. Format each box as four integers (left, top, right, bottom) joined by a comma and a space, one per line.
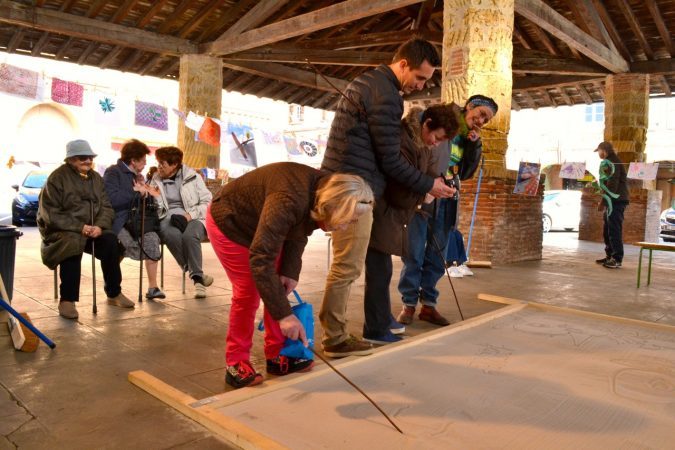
543, 190, 582, 232
11, 170, 50, 226
660, 206, 675, 242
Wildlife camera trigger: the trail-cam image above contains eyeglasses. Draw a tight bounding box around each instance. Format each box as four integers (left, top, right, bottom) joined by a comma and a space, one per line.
76, 155, 94, 162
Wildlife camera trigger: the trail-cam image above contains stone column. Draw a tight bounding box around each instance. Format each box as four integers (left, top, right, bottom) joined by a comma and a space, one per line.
178, 54, 222, 169
579, 74, 661, 244
443, 0, 543, 263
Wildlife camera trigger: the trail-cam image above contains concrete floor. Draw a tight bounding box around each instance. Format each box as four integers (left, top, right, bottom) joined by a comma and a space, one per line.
1, 228, 673, 449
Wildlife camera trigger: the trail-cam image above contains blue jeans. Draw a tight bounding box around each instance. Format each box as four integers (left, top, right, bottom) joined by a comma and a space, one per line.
398, 201, 448, 307
445, 229, 467, 265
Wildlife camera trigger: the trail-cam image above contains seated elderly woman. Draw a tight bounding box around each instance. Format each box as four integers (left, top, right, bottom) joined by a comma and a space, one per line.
103, 139, 164, 300
150, 146, 213, 298
206, 162, 374, 389
38, 139, 134, 319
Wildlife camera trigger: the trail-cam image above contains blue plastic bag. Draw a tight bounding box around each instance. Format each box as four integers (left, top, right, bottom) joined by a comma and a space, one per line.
280, 290, 314, 360
257, 290, 314, 360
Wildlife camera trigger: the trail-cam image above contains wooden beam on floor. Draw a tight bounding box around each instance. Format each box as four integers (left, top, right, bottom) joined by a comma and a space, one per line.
0, 1, 197, 56
203, 0, 426, 56
515, 0, 628, 73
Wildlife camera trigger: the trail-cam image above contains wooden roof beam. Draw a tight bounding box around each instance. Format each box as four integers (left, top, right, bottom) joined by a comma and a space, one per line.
300, 30, 415, 50
203, 0, 427, 56
630, 58, 675, 75
614, 0, 654, 60
514, 49, 608, 75
556, 87, 573, 106
222, 60, 349, 92
644, 0, 674, 57
590, 0, 632, 62
577, 84, 593, 104
412, 0, 435, 31
223, 48, 391, 66
0, 1, 197, 55
515, 0, 628, 73
513, 75, 604, 90
6, 29, 24, 53
214, 0, 290, 42
513, 26, 534, 50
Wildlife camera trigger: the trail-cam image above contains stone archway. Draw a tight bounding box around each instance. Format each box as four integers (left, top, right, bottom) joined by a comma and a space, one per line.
15, 103, 78, 164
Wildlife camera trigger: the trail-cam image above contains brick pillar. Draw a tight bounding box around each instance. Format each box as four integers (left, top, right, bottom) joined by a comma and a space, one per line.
443, 0, 542, 263
579, 74, 660, 244
178, 54, 222, 169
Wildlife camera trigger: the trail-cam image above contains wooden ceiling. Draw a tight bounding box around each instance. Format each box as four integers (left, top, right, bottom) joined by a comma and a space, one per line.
1, 0, 673, 111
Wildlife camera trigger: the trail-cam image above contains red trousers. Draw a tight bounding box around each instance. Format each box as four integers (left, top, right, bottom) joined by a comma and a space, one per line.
206, 208, 285, 366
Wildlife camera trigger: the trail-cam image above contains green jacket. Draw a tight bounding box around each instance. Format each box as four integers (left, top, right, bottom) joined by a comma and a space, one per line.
37, 163, 114, 269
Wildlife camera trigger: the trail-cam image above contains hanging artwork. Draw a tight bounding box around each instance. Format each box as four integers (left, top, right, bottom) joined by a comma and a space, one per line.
283, 132, 326, 168
225, 122, 257, 168
198, 117, 221, 146
134, 100, 168, 130
627, 162, 659, 181
185, 111, 205, 132
93, 93, 121, 127
51, 78, 84, 106
559, 162, 586, 179
0, 63, 41, 99
514, 162, 541, 196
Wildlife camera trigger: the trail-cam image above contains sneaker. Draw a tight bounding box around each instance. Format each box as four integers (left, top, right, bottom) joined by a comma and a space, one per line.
194, 283, 206, 299
225, 361, 263, 389
418, 305, 450, 326
457, 264, 474, 276
107, 293, 135, 308
603, 257, 622, 269
145, 287, 166, 300
448, 266, 463, 278
363, 331, 403, 345
58, 300, 78, 319
396, 305, 415, 325
266, 355, 314, 376
201, 274, 214, 287
389, 314, 405, 335
323, 335, 373, 358
596, 256, 609, 264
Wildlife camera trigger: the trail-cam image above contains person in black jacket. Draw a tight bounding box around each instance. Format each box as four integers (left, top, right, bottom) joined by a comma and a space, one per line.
319, 38, 455, 358
594, 141, 629, 269
103, 139, 164, 300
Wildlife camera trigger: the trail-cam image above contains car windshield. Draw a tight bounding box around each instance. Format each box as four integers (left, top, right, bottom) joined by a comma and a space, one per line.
23, 172, 49, 189
544, 193, 559, 202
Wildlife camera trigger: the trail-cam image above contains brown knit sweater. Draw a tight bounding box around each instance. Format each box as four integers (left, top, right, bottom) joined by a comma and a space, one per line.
210, 162, 324, 320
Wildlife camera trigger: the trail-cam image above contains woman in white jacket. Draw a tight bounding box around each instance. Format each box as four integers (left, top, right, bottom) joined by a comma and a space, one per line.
150, 146, 213, 298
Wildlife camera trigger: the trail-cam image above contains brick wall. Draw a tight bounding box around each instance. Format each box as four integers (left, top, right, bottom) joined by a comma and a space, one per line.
458, 176, 543, 263
579, 183, 662, 243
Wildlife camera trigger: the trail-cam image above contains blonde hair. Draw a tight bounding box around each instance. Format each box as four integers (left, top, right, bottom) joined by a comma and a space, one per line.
312, 173, 374, 226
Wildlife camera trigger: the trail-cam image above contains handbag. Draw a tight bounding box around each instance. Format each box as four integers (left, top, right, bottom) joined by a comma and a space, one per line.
280, 290, 315, 360
257, 290, 315, 361
125, 195, 160, 239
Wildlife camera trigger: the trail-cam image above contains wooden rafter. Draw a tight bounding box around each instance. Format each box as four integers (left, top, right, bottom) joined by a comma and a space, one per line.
656, 75, 672, 96
223, 47, 391, 66
527, 23, 560, 55
301, 30, 416, 50
215, 0, 290, 42
0, 1, 197, 55
590, 0, 632, 62
574, 0, 618, 54
412, 0, 435, 30
538, 87, 555, 106
513, 75, 603, 90
222, 60, 349, 92
630, 58, 675, 75
614, 0, 654, 59
202, 0, 426, 55
513, 26, 534, 50
515, 0, 628, 73
557, 86, 573, 105
136, 0, 172, 29
7, 29, 24, 53
644, 0, 674, 57
55, 37, 74, 60
514, 49, 608, 75
577, 84, 593, 104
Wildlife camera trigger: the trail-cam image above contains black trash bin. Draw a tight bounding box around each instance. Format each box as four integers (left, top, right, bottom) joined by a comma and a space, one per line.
0, 225, 23, 302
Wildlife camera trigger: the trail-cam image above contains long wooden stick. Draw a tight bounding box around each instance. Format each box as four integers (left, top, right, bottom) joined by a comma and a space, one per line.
309, 348, 403, 434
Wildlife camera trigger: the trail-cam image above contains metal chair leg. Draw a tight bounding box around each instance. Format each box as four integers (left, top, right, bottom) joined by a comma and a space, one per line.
637, 247, 643, 288
647, 249, 653, 286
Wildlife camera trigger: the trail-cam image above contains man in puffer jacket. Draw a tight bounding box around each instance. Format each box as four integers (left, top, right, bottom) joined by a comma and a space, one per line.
319, 39, 455, 358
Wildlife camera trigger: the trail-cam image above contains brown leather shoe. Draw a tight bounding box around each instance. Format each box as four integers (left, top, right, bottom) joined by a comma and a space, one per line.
396, 306, 415, 325
418, 305, 450, 326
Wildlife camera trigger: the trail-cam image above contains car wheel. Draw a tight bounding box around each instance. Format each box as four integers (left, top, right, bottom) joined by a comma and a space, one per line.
542, 214, 552, 233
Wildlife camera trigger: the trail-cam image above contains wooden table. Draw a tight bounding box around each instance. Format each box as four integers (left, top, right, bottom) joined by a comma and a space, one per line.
636, 241, 675, 288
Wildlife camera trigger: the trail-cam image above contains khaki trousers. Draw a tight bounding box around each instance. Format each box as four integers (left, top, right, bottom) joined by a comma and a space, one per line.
319, 210, 373, 347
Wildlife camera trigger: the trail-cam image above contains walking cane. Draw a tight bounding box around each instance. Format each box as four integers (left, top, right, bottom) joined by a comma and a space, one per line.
90, 200, 97, 315
138, 194, 146, 303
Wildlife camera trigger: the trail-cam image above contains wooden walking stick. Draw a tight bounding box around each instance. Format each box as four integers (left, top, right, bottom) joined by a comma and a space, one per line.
90, 200, 97, 315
